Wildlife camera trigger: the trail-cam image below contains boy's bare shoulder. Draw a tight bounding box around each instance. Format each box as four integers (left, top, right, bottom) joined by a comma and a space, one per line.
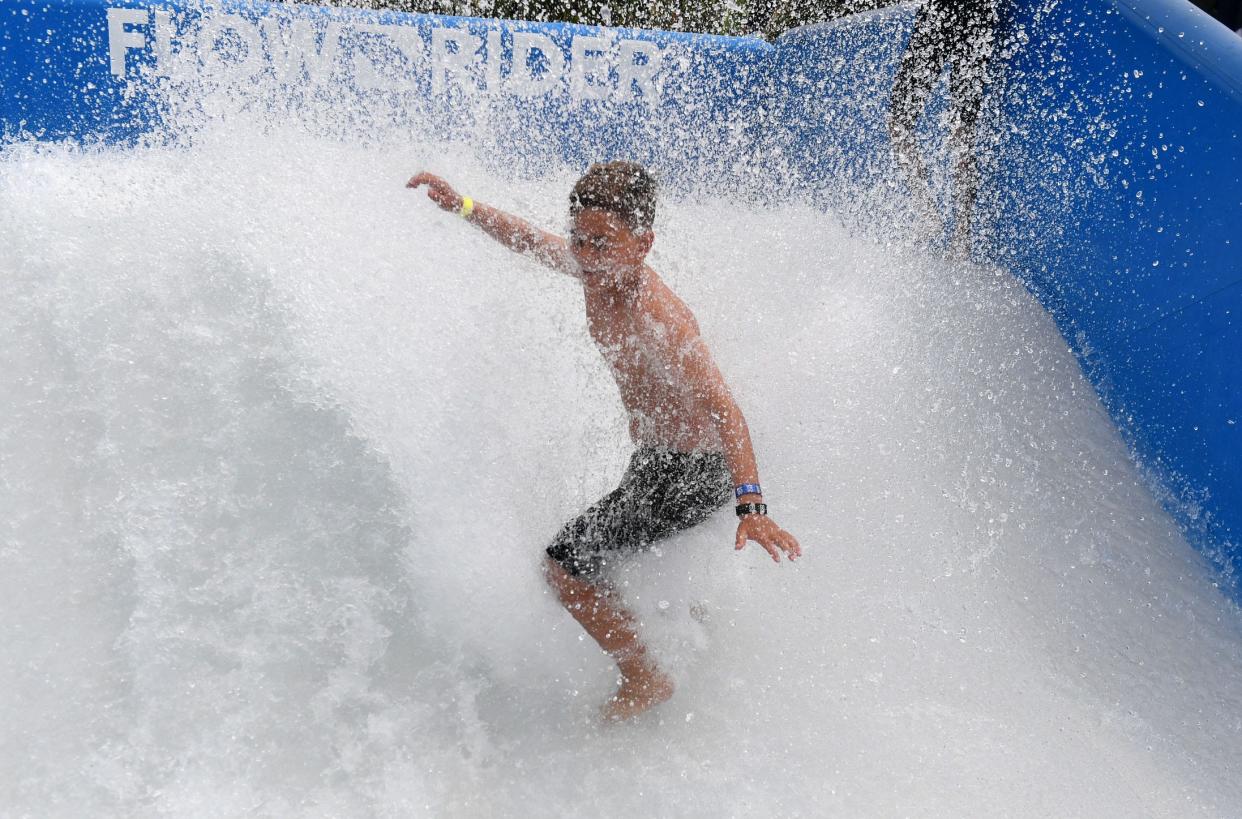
643, 268, 702, 343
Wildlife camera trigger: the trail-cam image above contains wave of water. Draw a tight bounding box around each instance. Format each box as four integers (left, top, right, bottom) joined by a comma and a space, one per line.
2, 127, 1241, 816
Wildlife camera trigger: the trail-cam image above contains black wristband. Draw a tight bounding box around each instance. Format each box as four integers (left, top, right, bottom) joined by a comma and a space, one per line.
736, 502, 768, 518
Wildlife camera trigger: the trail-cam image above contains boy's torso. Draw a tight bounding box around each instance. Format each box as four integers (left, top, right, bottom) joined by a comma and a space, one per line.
583, 268, 722, 454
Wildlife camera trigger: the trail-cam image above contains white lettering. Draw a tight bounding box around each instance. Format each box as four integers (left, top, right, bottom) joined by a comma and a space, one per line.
485, 29, 502, 91
389, 27, 429, 86
617, 39, 661, 104
263, 18, 340, 85
153, 11, 200, 77
197, 14, 264, 78
431, 26, 482, 94
102, 8, 663, 103
352, 24, 399, 91
107, 7, 148, 78
152, 10, 174, 73
510, 32, 564, 97
570, 35, 612, 101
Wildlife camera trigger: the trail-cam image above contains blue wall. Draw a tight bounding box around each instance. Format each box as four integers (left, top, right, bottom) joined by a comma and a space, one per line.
984, 0, 1242, 586
3, 0, 1240, 591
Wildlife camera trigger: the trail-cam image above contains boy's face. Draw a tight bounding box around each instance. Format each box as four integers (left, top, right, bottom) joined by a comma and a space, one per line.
569, 208, 654, 282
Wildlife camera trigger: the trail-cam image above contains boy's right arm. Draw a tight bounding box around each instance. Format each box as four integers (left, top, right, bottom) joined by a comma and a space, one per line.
406, 172, 576, 276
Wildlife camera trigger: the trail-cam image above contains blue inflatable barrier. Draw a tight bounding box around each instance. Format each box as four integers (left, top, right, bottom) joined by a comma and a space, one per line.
2, 0, 1240, 592
983, 0, 1242, 587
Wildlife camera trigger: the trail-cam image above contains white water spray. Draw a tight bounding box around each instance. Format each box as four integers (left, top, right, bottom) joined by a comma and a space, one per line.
2, 123, 1241, 816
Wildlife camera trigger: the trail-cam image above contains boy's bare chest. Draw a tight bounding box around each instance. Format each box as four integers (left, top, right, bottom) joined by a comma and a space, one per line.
585, 302, 671, 390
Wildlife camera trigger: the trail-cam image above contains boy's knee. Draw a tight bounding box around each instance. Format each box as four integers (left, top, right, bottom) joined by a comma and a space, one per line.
543, 556, 577, 597
544, 555, 607, 606
542, 555, 564, 583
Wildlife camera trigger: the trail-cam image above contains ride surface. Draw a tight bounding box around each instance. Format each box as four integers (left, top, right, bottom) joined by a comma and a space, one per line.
2, 0, 1241, 814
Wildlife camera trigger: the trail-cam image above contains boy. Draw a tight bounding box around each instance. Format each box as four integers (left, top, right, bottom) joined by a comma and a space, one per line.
407, 162, 802, 721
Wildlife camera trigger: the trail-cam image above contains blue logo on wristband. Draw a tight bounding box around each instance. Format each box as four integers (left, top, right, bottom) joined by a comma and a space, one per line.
735, 483, 762, 498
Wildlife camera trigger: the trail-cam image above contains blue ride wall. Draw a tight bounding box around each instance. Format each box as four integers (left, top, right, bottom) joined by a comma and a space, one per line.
988, 0, 1242, 587
3, 0, 1240, 591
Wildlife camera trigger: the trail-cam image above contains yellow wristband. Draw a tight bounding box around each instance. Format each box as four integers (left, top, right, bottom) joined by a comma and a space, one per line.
459, 196, 474, 219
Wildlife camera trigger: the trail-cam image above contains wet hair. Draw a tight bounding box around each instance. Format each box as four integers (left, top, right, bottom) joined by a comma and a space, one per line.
568, 161, 657, 233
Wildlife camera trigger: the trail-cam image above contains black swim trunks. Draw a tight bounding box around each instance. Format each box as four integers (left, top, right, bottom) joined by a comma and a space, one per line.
546, 447, 733, 580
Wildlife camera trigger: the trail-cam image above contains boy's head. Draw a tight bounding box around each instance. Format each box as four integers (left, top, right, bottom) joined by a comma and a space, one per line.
569, 161, 657, 232
568, 161, 657, 279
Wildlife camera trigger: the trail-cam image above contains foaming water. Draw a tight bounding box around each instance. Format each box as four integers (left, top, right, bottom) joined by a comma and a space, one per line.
3, 130, 1241, 817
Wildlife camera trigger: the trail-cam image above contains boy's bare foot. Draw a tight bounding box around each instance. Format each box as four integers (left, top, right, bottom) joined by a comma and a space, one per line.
602, 662, 674, 722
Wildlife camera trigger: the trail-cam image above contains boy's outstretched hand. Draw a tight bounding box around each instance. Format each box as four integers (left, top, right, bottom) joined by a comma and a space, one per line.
736, 515, 802, 564
407, 171, 463, 213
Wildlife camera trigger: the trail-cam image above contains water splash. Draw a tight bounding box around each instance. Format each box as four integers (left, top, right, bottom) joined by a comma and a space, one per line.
3, 125, 1241, 814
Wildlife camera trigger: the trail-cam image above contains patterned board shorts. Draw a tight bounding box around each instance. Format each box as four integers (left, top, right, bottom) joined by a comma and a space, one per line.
546, 446, 733, 580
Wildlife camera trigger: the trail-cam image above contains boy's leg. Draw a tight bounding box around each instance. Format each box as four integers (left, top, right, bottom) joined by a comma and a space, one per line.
947, 1, 998, 252
889, 3, 951, 224
543, 557, 673, 720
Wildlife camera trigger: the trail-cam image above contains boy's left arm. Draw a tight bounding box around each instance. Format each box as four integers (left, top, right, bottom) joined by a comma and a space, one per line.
670, 331, 802, 564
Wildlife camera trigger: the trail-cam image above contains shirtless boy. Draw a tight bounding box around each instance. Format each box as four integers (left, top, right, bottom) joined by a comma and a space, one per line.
407, 162, 802, 721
